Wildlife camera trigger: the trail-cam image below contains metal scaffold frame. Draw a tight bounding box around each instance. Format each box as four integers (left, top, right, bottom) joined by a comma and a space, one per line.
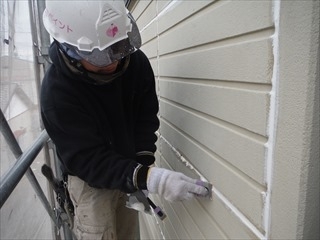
0, 108, 76, 239
0, 0, 78, 239
0, 1, 133, 239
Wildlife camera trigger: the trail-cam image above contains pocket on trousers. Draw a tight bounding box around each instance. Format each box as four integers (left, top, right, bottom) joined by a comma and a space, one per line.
68, 176, 86, 205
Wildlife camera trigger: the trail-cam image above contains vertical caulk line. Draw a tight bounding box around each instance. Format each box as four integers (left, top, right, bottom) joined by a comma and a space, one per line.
263, 0, 281, 238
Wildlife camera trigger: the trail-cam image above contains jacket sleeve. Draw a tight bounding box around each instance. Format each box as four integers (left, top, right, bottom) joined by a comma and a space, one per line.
134, 51, 160, 166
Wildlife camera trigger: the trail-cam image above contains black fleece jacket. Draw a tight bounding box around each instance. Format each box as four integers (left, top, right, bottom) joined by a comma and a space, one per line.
40, 42, 159, 193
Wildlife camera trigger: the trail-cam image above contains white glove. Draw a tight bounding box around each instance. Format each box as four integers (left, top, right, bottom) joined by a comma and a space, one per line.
147, 167, 208, 202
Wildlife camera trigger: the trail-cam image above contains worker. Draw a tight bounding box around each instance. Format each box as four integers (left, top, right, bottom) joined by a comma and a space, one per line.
40, 1, 209, 239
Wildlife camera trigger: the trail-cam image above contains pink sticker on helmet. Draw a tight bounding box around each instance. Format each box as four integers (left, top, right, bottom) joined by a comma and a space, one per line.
106, 24, 118, 37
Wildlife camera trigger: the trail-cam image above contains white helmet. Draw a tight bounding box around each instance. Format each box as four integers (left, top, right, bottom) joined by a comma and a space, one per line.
43, 0, 141, 67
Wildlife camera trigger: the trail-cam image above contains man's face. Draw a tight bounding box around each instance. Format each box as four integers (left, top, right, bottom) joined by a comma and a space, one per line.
80, 60, 119, 74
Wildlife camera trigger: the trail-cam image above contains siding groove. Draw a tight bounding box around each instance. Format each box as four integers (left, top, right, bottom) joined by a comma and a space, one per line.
157, 0, 273, 54
160, 97, 268, 144
139, 214, 161, 239
161, 201, 191, 239
156, 1, 216, 35
165, 201, 206, 239
159, 130, 266, 232
158, 151, 262, 239
159, 118, 266, 191
160, 77, 272, 96
159, 27, 274, 57
159, 79, 270, 135
131, 1, 152, 21
158, 39, 273, 84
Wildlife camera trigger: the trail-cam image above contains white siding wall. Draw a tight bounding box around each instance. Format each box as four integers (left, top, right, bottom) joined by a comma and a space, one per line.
130, 0, 319, 239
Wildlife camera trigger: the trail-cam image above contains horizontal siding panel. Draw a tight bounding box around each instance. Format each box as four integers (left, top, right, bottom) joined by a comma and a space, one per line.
131, 1, 151, 21
160, 100, 266, 184
184, 196, 261, 239
162, 217, 179, 239
136, 1, 157, 32
141, 37, 158, 58
159, 121, 265, 231
139, 213, 164, 240
140, 20, 157, 44
139, 1, 170, 43
156, 0, 170, 13
147, 193, 181, 239
159, 79, 270, 136
159, 152, 263, 238
139, 215, 154, 239
158, 1, 273, 55
163, 201, 202, 239
160, 197, 190, 239
157, 1, 213, 35
159, 39, 273, 84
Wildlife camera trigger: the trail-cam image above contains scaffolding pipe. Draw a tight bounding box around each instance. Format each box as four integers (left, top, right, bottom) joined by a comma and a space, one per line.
0, 109, 23, 159
0, 110, 50, 214
36, 0, 51, 72
0, 127, 49, 209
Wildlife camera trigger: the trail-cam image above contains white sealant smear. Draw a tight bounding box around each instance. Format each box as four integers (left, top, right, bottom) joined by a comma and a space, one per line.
158, 134, 265, 239
263, 0, 281, 238
158, 134, 207, 182
152, 209, 166, 240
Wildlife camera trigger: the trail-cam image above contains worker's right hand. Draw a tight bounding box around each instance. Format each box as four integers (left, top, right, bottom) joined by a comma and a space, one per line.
147, 167, 208, 202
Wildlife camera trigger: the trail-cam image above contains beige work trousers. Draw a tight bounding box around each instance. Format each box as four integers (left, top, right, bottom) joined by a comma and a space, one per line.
67, 176, 139, 240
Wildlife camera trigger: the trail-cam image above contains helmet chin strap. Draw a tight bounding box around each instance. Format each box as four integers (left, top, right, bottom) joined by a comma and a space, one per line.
58, 45, 130, 85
